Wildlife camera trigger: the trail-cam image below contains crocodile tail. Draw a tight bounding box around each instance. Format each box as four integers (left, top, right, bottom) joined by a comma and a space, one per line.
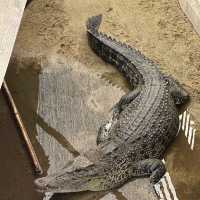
34, 162, 108, 193
86, 14, 102, 31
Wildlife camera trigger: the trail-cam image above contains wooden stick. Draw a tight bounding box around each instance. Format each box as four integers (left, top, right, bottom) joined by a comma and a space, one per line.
2, 80, 43, 175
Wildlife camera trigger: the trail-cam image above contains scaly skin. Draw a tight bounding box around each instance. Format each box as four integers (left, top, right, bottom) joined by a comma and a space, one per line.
34, 15, 190, 193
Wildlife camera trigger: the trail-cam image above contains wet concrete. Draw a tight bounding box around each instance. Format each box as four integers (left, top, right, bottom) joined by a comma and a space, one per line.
0, 91, 42, 200
5, 65, 49, 174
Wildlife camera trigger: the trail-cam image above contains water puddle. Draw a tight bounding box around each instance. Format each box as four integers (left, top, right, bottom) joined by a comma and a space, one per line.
0, 91, 42, 200
3, 56, 200, 200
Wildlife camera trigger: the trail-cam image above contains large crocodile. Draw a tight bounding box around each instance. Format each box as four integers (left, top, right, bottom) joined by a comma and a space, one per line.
34, 15, 189, 193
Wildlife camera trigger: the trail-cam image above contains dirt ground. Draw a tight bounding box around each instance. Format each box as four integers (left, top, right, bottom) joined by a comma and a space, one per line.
11, 0, 200, 122
7, 0, 200, 199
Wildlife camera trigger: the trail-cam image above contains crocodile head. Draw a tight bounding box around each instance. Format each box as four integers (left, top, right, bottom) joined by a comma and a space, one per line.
34, 169, 91, 193
35, 173, 59, 193
34, 162, 107, 193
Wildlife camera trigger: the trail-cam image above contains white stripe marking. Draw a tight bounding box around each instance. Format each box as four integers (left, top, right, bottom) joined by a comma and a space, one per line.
165, 172, 179, 200
185, 113, 190, 137
180, 111, 196, 149
191, 129, 196, 150
159, 160, 179, 200
190, 120, 195, 125
154, 183, 165, 200
161, 178, 172, 200
188, 127, 193, 145
182, 111, 186, 130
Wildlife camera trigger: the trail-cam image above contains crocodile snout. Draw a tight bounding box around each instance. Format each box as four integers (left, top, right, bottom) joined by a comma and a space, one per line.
34, 177, 48, 192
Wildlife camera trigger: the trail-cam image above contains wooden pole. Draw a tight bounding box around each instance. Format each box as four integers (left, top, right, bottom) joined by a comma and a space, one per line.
2, 80, 43, 175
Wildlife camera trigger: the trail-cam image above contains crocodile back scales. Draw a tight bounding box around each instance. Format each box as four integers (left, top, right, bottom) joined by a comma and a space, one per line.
87, 15, 179, 159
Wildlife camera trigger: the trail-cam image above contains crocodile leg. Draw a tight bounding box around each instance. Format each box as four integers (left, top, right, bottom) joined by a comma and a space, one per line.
135, 159, 166, 184
97, 87, 141, 145
97, 88, 141, 145
112, 87, 141, 119
97, 121, 112, 145
163, 75, 189, 106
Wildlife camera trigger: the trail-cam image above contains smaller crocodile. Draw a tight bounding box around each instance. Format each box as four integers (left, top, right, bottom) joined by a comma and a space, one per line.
34, 15, 189, 193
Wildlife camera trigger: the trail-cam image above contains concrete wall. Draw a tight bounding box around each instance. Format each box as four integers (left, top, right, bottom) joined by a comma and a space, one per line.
0, 1, 26, 87
179, 0, 200, 36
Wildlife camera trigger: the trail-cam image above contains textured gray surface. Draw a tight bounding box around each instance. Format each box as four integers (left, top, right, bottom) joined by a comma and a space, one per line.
36, 59, 157, 200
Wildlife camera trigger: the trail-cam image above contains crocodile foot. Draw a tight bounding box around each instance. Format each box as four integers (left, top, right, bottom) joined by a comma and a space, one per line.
137, 159, 166, 184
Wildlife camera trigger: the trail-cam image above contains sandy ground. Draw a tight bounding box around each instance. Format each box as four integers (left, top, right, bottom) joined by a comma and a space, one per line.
12, 0, 200, 119
7, 0, 200, 199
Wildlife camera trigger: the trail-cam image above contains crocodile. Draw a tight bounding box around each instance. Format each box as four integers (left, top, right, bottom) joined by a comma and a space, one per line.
34, 15, 189, 193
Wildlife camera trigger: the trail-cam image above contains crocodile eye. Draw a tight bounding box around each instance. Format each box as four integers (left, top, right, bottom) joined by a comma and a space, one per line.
165, 79, 169, 86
